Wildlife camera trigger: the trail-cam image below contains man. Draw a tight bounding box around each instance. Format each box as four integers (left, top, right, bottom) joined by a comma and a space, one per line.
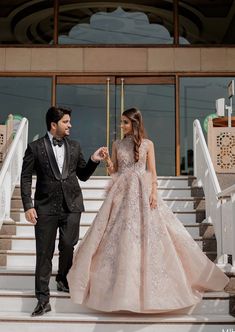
21, 106, 104, 316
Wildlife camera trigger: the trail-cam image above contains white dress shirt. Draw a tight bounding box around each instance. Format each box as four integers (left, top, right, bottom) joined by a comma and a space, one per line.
47, 131, 65, 174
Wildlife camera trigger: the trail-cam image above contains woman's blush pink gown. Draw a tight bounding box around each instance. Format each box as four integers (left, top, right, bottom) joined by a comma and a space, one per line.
67, 136, 229, 313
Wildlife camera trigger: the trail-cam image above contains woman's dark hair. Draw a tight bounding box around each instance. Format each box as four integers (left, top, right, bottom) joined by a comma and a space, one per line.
46, 106, 72, 131
122, 107, 146, 162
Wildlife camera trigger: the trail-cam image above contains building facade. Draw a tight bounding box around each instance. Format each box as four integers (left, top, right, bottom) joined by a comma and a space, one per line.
1, 0, 235, 175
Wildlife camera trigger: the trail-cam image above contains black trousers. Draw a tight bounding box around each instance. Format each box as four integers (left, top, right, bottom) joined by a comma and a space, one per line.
34, 210, 81, 303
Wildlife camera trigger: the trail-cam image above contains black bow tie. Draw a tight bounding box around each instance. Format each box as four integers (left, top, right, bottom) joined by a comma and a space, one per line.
52, 137, 64, 147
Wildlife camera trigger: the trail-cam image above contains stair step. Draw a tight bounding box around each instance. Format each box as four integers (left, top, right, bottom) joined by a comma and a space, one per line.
0, 269, 57, 290
13, 188, 203, 200
2, 221, 213, 239
2, 267, 222, 291
0, 223, 88, 239
11, 197, 204, 211
0, 233, 215, 251
0, 221, 216, 253
0, 245, 218, 268
163, 198, 204, 210
0, 221, 211, 236
8, 209, 204, 226
0, 312, 234, 323
82, 187, 203, 199
77, 177, 196, 188
0, 314, 234, 332
0, 289, 232, 316
15, 176, 198, 191
0, 250, 58, 267
9, 211, 98, 224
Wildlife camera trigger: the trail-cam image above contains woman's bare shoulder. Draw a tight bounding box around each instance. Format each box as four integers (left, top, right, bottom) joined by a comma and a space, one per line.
113, 139, 121, 145
143, 138, 154, 148
111, 139, 121, 149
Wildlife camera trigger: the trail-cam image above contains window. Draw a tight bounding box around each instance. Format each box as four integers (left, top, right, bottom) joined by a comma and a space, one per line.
0, 77, 52, 141
180, 77, 235, 174
0, 0, 54, 44
58, 1, 174, 45
179, 0, 235, 45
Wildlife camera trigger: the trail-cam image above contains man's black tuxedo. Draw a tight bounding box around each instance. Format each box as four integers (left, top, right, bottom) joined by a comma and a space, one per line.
20, 134, 99, 303
21, 134, 98, 215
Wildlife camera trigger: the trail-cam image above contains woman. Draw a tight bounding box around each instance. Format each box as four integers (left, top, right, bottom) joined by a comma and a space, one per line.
67, 107, 229, 313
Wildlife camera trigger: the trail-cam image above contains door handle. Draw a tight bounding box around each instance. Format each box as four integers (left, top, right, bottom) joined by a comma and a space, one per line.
120, 78, 125, 138
106, 77, 110, 150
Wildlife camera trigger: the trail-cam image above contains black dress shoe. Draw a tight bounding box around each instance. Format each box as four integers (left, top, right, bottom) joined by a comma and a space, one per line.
57, 280, 69, 293
31, 301, 51, 317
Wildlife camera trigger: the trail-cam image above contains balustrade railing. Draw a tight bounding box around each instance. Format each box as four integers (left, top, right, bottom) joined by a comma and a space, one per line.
194, 119, 235, 271
0, 118, 28, 228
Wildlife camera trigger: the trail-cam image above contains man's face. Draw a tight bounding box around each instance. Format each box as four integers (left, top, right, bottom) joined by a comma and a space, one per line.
53, 114, 72, 138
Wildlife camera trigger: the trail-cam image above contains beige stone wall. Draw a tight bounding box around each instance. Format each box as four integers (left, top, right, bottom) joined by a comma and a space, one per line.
0, 47, 234, 73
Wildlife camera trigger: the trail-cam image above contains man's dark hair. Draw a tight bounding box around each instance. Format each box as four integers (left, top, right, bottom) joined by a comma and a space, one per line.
46, 106, 72, 131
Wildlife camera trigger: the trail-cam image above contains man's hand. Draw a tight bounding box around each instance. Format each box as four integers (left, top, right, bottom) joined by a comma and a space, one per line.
91, 147, 107, 162
25, 208, 38, 225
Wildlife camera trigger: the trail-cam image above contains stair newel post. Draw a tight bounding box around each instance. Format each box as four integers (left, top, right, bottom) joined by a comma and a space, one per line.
193, 122, 197, 179
231, 192, 235, 269
217, 196, 226, 266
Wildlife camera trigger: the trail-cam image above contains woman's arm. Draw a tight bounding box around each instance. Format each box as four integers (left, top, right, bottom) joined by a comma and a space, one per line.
146, 140, 158, 208
104, 141, 118, 174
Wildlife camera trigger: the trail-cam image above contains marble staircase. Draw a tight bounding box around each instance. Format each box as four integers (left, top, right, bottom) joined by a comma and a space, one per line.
0, 176, 234, 331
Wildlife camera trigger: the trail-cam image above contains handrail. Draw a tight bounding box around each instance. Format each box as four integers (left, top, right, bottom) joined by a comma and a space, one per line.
0, 118, 28, 228
194, 119, 235, 270
218, 183, 235, 198
193, 119, 221, 194
193, 119, 224, 265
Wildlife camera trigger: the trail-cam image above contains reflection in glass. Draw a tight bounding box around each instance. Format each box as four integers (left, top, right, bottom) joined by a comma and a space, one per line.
58, 2, 174, 44
180, 77, 235, 175
0, 77, 52, 141
56, 84, 116, 175
116, 84, 175, 175
0, 0, 54, 44
179, 0, 235, 44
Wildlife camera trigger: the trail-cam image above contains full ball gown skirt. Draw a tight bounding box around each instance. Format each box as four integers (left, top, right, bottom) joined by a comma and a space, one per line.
67, 137, 229, 313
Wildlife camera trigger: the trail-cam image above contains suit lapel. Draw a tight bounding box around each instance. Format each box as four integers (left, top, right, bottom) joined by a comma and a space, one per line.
43, 135, 61, 180
62, 137, 70, 179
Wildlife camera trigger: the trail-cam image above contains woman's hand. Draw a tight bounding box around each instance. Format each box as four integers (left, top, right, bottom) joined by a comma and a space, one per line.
100, 147, 114, 171
149, 192, 157, 209
100, 147, 110, 161
101, 147, 112, 165
91, 146, 109, 162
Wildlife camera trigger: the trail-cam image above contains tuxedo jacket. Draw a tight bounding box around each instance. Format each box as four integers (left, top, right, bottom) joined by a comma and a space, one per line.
20, 134, 99, 215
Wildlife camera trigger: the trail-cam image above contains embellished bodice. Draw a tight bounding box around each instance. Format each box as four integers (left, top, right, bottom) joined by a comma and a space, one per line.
115, 136, 149, 174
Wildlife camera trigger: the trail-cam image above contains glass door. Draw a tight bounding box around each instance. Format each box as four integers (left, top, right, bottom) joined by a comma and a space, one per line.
56, 76, 175, 175
56, 76, 116, 175
115, 77, 175, 175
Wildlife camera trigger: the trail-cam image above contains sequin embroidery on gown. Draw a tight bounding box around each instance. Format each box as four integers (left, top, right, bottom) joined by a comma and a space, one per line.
67, 136, 229, 313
